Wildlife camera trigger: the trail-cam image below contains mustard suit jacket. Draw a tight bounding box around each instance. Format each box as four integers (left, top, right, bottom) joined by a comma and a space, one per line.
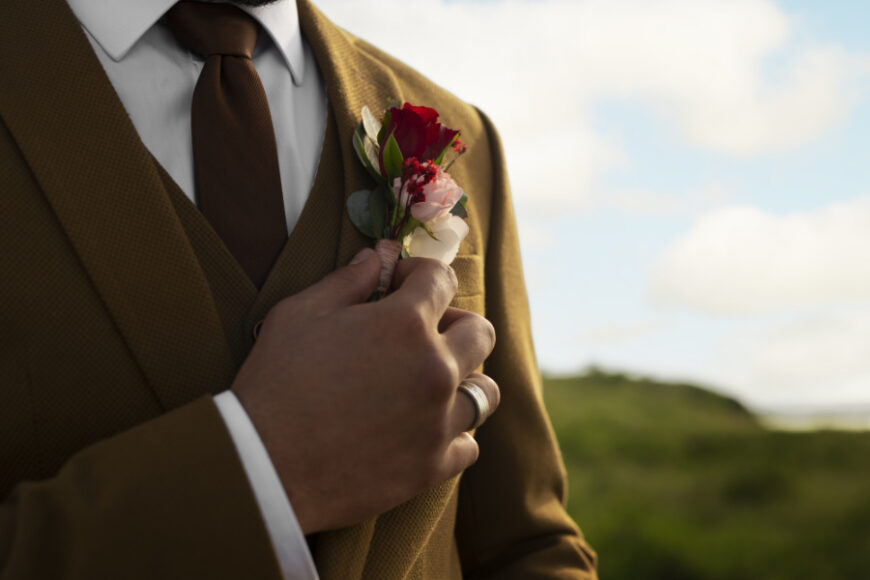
0, 0, 598, 577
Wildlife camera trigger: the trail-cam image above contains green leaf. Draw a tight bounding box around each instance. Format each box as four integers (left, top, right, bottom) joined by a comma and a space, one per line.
421, 222, 439, 241
375, 181, 396, 211
368, 186, 389, 239
353, 123, 366, 158
377, 110, 392, 144
353, 127, 383, 181
382, 134, 404, 181
435, 133, 459, 165
363, 137, 382, 178
450, 193, 469, 218
347, 189, 376, 238
353, 126, 372, 168
361, 106, 381, 141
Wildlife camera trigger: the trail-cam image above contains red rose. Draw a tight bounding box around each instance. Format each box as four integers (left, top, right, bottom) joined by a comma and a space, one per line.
379, 103, 459, 174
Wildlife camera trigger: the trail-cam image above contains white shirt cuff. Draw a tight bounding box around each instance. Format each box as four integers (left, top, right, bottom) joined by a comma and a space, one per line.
214, 391, 319, 580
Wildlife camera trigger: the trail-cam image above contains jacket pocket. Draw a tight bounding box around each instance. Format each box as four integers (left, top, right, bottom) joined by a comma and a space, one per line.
450, 254, 485, 315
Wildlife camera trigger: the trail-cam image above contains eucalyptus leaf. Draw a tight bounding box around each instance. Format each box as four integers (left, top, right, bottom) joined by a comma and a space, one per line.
383, 134, 404, 181
353, 128, 370, 168
347, 189, 376, 238
363, 136, 381, 177
353, 127, 385, 182
368, 187, 389, 239
375, 181, 396, 211
450, 193, 469, 218
353, 123, 364, 154
361, 106, 382, 142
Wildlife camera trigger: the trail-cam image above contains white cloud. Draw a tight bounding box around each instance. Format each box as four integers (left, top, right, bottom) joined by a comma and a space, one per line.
517, 220, 557, 249
316, 0, 865, 209
716, 309, 870, 406
577, 319, 666, 346
649, 197, 870, 315
599, 184, 731, 215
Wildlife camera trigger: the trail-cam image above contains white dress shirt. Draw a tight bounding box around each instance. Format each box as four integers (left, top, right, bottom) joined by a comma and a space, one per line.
65, 1, 326, 578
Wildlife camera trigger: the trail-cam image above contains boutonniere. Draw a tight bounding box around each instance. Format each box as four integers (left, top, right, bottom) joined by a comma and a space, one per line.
347, 102, 469, 297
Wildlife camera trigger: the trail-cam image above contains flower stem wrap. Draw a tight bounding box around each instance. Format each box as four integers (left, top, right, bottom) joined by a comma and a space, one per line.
375, 238, 402, 297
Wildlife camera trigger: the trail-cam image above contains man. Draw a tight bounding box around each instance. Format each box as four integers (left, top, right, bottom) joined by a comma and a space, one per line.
0, 0, 598, 577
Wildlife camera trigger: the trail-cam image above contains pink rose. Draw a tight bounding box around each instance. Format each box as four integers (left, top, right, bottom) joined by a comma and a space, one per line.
392, 164, 465, 223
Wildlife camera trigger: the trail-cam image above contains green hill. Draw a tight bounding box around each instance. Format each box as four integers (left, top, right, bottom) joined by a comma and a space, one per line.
544, 369, 870, 580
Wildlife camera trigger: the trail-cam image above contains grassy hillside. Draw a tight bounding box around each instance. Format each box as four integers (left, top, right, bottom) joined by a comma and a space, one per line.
543, 369, 870, 580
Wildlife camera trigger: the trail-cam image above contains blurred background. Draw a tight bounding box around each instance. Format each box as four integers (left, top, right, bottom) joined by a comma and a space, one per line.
316, 0, 870, 577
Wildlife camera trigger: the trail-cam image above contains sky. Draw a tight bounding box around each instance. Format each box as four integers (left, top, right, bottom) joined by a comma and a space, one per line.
315, 0, 870, 411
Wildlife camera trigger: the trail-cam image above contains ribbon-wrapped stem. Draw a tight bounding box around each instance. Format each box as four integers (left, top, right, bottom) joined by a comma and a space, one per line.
374, 238, 402, 299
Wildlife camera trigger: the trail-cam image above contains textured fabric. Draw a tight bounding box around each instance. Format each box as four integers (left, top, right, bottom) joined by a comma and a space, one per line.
68, 0, 327, 235
0, 0, 599, 577
166, 1, 287, 288
214, 391, 318, 578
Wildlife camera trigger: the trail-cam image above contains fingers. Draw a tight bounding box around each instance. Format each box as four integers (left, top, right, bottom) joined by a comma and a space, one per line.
448, 373, 500, 435
441, 309, 496, 378
435, 375, 501, 478
422, 375, 499, 489
440, 432, 480, 477
292, 248, 381, 317
389, 258, 458, 320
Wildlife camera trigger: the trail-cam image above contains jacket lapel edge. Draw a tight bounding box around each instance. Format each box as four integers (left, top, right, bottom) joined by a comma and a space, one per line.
0, 0, 234, 408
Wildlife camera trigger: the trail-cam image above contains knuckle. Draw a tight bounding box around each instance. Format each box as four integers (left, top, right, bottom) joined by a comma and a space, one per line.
482, 375, 501, 411
421, 258, 458, 295
386, 299, 430, 339
481, 317, 496, 350
463, 436, 481, 467
402, 305, 431, 337
440, 261, 460, 295
428, 415, 453, 448
420, 354, 459, 400
452, 434, 480, 473
467, 313, 496, 353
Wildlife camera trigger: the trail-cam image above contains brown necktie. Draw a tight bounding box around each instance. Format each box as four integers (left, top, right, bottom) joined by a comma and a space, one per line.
165, 1, 287, 288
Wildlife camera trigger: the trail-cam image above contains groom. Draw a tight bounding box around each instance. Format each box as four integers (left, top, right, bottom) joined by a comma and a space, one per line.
0, 0, 598, 578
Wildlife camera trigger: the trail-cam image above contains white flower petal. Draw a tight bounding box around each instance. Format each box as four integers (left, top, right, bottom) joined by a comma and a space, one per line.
403, 215, 469, 264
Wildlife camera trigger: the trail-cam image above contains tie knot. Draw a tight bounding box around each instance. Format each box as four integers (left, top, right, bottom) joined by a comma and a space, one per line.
165, 1, 258, 59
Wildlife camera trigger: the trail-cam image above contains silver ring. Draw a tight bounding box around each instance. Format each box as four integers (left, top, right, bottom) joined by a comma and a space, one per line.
457, 381, 491, 431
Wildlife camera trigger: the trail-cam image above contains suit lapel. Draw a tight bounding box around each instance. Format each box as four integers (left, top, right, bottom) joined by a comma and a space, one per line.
295, 1, 437, 577
297, 0, 406, 267
248, 0, 411, 340
0, 0, 235, 408
3, 0, 447, 574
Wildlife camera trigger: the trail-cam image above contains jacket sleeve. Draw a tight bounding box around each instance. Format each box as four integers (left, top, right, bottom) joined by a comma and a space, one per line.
454, 110, 599, 579
0, 395, 285, 580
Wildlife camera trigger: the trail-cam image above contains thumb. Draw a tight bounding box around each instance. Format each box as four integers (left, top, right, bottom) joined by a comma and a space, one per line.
297, 248, 381, 315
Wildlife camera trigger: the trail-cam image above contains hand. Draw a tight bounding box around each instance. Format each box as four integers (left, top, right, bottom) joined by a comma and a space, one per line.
230, 248, 499, 534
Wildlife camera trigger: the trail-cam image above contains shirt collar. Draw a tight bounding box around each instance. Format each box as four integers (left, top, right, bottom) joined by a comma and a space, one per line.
65, 0, 306, 85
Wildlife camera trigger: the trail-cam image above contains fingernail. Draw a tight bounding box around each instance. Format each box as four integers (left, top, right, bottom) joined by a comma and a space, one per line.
350, 248, 374, 265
